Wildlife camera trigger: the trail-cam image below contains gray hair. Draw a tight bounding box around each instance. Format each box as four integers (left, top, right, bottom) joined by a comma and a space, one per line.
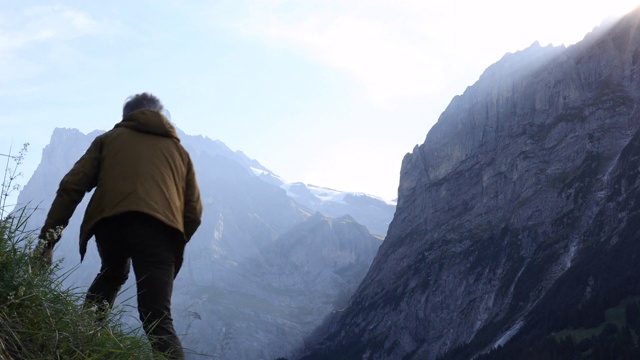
122, 92, 165, 117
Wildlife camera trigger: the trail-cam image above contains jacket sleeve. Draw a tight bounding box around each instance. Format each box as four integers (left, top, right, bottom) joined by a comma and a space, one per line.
40, 136, 102, 243
183, 155, 202, 241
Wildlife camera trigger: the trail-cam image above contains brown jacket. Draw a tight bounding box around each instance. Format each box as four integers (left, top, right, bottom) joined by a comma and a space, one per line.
41, 110, 203, 260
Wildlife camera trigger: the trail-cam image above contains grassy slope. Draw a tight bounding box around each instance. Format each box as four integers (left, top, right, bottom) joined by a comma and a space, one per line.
0, 209, 161, 360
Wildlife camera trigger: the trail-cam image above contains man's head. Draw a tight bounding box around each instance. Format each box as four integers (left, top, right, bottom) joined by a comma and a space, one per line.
122, 93, 164, 117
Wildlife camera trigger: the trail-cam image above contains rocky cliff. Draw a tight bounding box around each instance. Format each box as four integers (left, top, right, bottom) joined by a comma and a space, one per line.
300, 6, 640, 360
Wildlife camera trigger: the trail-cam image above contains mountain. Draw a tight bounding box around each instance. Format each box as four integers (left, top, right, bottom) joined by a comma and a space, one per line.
16, 127, 388, 359
299, 7, 640, 360
281, 182, 396, 237
175, 213, 381, 358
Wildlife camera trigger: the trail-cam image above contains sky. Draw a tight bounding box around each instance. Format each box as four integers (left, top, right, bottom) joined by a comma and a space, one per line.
1, 0, 639, 206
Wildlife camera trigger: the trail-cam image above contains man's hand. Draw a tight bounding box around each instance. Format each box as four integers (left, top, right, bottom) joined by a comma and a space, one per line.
35, 226, 63, 268
39, 241, 54, 266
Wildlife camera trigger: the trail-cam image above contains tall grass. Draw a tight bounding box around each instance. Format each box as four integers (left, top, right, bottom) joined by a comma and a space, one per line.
0, 145, 161, 359
0, 143, 28, 220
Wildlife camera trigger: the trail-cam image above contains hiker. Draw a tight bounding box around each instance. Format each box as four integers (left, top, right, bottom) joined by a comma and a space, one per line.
38, 92, 203, 359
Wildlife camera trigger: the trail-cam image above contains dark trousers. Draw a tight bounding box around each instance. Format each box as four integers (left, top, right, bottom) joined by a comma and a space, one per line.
85, 212, 186, 359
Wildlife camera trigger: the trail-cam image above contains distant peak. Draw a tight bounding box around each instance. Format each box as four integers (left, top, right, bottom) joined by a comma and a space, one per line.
49, 127, 103, 144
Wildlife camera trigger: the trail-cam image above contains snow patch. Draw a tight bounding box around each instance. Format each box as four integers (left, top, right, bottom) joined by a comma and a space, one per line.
306, 184, 348, 204
279, 182, 397, 205
251, 167, 269, 176
493, 319, 524, 348
251, 167, 283, 181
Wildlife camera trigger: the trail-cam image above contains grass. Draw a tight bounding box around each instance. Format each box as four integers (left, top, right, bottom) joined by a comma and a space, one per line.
0, 208, 164, 359
553, 296, 640, 344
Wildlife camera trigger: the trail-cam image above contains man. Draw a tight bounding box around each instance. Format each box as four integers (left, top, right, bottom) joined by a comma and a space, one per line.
39, 93, 203, 359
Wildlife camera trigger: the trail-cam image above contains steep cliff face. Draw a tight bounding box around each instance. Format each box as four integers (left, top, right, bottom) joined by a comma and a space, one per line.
301, 7, 640, 360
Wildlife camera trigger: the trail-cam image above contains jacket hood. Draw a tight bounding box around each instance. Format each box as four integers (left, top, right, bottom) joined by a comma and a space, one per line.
115, 109, 180, 141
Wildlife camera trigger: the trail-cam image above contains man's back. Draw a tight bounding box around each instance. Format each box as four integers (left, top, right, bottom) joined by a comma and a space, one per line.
83, 110, 196, 248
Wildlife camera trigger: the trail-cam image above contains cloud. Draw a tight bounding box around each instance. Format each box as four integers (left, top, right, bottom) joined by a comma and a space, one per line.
0, 5, 106, 52
0, 5, 122, 84
230, 1, 445, 108
211, 0, 639, 109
